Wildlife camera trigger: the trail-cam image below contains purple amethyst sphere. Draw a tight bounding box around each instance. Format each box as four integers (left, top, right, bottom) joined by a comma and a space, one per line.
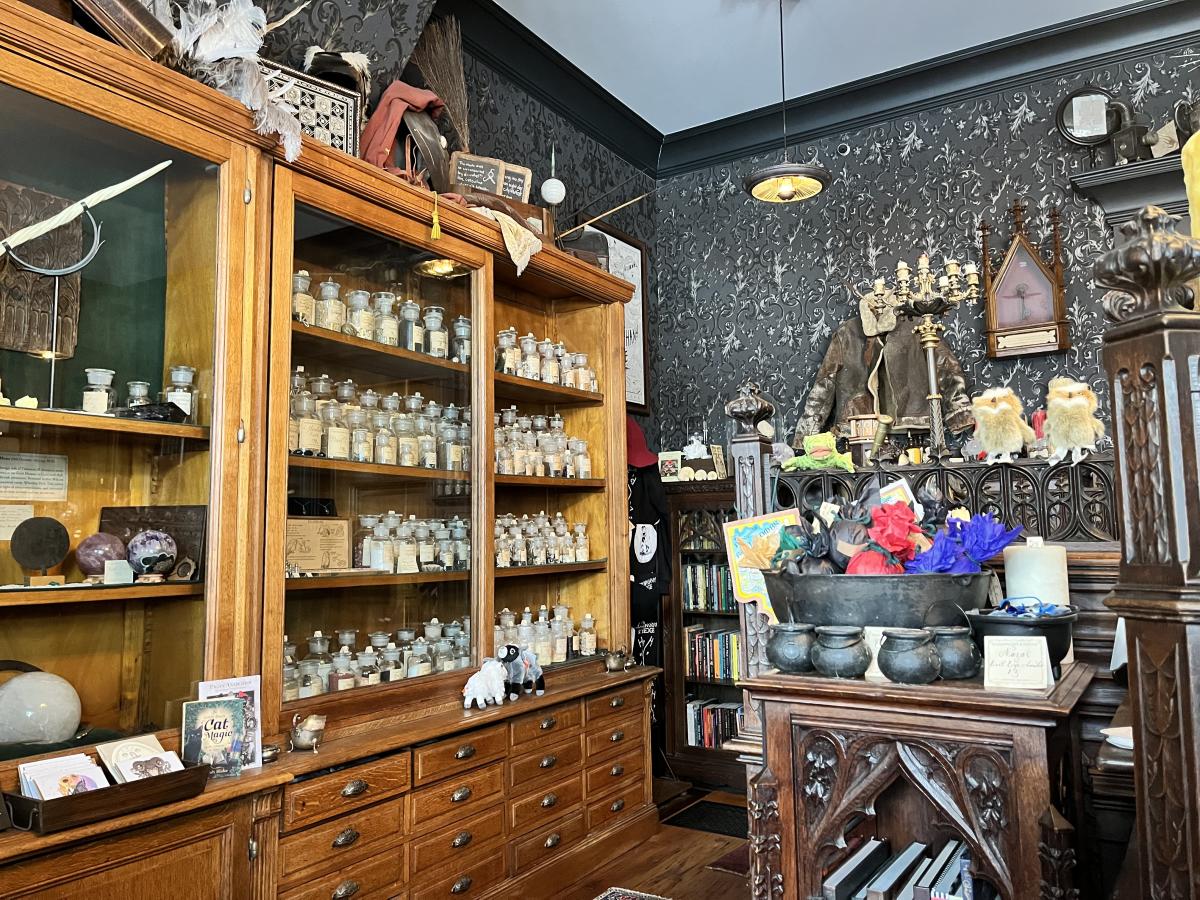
127, 530, 178, 576
75, 532, 127, 577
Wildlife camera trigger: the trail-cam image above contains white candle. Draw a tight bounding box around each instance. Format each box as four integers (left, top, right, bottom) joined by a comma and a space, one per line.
938, 275, 950, 288
917, 254, 930, 270
963, 262, 978, 275
1003, 537, 1069, 606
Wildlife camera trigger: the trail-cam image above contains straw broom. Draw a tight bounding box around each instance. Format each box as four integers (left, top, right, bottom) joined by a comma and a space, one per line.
410, 15, 470, 152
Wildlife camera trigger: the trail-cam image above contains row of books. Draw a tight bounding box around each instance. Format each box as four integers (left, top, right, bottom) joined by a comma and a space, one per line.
683, 698, 743, 748
823, 835, 994, 900
683, 625, 739, 681
681, 561, 736, 612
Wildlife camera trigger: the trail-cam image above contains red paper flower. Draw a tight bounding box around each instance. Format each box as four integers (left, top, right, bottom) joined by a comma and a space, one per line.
846, 548, 905, 575
867, 503, 923, 561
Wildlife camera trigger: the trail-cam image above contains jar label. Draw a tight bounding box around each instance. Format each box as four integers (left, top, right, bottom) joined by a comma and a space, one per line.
578, 458, 592, 478
351, 437, 373, 462
377, 445, 397, 465
298, 419, 323, 452
376, 319, 399, 346
429, 331, 448, 356
503, 347, 521, 373
350, 310, 375, 338
166, 388, 193, 416
325, 427, 350, 459
563, 368, 578, 388
316, 300, 346, 331
497, 548, 511, 568
541, 360, 560, 384
411, 324, 425, 349
410, 661, 432, 677
292, 294, 315, 322
396, 544, 419, 574
288, 419, 300, 452
419, 543, 434, 564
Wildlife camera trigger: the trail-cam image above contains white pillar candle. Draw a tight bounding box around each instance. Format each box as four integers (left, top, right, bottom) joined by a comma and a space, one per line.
1002, 536, 1069, 606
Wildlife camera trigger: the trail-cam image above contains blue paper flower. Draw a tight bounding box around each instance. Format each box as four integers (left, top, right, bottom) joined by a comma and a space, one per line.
947, 514, 1023, 565
905, 531, 979, 574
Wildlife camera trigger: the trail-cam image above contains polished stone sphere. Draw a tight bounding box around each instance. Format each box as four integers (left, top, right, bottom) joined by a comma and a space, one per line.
75, 532, 127, 576
0, 672, 82, 744
127, 530, 177, 576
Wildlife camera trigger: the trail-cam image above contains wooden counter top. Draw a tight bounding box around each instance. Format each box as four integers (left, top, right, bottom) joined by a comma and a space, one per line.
0, 665, 659, 865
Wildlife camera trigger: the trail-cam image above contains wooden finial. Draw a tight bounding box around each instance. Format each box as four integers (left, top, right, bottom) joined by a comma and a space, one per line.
1011, 200, 1026, 235
979, 218, 993, 294
1049, 207, 1064, 283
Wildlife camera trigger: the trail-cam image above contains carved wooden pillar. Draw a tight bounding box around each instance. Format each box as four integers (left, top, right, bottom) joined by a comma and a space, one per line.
1096, 205, 1200, 899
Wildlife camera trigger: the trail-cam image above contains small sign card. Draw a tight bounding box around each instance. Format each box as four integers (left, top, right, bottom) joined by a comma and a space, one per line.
983, 635, 1054, 690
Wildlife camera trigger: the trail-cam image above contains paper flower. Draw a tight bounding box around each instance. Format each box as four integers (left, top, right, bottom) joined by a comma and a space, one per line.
846, 548, 905, 575
905, 531, 978, 574
948, 514, 1023, 565
867, 502, 923, 561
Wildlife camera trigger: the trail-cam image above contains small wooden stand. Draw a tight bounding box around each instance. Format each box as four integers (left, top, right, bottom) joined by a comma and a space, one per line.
744, 664, 1092, 900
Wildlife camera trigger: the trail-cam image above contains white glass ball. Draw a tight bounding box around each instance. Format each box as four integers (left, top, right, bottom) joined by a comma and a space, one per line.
0, 672, 81, 744
540, 178, 566, 206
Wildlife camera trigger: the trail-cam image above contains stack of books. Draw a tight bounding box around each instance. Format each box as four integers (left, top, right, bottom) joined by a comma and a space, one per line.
821, 836, 991, 900
683, 698, 743, 748
681, 560, 735, 612
683, 625, 739, 680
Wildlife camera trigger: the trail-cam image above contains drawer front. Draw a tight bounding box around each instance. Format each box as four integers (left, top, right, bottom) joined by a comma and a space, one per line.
410, 803, 505, 872
509, 772, 583, 834
411, 853, 506, 900
584, 684, 643, 724
510, 812, 587, 875
586, 778, 648, 832
409, 761, 504, 827
585, 745, 644, 795
279, 847, 403, 900
509, 700, 582, 747
585, 713, 643, 759
508, 733, 584, 789
413, 723, 508, 786
280, 796, 405, 882
284, 753, 412, 831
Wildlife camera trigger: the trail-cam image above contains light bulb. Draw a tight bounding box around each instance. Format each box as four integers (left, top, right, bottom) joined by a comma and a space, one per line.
777, 179, 795, 201
541, 177, 566, 207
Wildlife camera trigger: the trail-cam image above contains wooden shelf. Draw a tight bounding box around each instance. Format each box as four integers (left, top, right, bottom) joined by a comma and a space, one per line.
291, 321, 469, 382
494, 474, 606, 491
287, 571, 468, 590
683, 609, 739, 618
685, 675, 738, 687
288, 455, 470, 483
495, 560, 608, 579
0, 407, 209, 442
493, 372, 604, 407
0, 582, 204, 608
681, 547, 727, 556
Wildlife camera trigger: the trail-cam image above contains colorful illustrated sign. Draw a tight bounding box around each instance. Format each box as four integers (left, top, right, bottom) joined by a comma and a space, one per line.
722, 509, 801, 624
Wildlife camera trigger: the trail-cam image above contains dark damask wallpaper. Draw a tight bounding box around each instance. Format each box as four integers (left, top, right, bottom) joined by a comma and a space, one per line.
651, 45, 1200, 448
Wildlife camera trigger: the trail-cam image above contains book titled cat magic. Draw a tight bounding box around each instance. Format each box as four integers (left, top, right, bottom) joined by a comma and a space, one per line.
181, 698, 246, 778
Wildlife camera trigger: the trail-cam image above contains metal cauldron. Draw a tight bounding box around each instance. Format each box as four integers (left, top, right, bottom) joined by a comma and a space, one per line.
761, 571, 992, 629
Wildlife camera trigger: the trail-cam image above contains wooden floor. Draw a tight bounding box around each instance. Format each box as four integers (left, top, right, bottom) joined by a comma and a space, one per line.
562, 791, 749, 900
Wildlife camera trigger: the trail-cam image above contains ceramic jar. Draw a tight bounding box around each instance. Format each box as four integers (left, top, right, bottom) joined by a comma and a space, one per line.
812, 626, 871, 679
927, 625, 981, 680
877, 628, 941, 684
765, 622, 816, 674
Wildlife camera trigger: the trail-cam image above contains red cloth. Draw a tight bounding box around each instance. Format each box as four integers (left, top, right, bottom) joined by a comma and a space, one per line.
360, 81, 445, 171
627, 416, 657, 468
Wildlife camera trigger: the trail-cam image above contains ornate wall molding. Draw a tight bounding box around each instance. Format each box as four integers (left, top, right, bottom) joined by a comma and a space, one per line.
749, 762, 785, 900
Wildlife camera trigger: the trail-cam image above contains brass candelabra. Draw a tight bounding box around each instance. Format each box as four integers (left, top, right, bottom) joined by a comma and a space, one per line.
867, 254, 979, 459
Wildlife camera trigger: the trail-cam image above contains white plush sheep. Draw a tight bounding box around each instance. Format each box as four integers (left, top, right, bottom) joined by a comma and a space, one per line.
462, 658, 507, 709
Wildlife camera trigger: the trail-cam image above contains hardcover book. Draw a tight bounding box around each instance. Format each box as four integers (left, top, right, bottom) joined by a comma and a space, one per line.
181, 697, 246, 778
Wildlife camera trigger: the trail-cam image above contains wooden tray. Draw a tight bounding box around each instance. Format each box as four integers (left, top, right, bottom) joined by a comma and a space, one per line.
2, 763, 210, 834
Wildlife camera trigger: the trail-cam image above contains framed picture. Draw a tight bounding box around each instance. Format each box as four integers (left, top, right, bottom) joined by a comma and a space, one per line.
590, 223, 651, 415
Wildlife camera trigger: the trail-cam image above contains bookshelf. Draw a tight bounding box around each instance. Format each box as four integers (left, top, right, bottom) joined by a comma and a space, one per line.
662, 481, 746, 789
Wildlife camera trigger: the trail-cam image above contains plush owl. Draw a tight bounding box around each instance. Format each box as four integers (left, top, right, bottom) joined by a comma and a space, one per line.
1045, 377, 1105, 466
971, 388, 1036, 465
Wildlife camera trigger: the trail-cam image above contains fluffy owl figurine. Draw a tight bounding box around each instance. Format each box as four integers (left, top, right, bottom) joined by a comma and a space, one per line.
1045, 377, 1105, 466
971, 388, 1036, 465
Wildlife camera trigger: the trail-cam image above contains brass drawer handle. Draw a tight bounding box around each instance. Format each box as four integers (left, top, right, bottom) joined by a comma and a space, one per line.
332, 880, 360, 899
450, 875, 472, 894
544, 832, 561, 849
539, 754, 558, 769
541, 792, 558, 808
341, 779, 368, 798
610, 798, 625, 813
451, 785, 472, 803
454, 744, 476, 760
610, 730, 625, 742
610, 764, 624, 776
610, 696, 625, 708
451, 830, 473, 848
331, 827, 360, 848
539, 716, 557, 730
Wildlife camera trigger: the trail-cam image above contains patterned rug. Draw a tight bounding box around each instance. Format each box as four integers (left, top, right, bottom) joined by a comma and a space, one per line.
593, 890, 670, 900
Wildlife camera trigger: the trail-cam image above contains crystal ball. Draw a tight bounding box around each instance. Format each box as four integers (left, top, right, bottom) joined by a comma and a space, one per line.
127, 530, 178, 575
0, 672, 82, 744
75, 532, 127, 576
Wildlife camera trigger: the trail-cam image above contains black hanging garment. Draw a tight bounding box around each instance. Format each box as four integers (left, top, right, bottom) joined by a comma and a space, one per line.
628, 461, 671, 767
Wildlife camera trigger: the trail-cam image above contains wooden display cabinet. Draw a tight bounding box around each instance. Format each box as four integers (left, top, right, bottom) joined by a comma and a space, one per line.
0, 61, 254, 750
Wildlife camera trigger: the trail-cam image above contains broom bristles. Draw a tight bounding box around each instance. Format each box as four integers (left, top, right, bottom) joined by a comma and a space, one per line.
411, 15, 470, 153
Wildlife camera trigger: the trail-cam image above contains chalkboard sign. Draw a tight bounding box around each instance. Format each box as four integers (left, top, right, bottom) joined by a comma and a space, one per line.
501, 164, 533, 203
450, 152, 503, 195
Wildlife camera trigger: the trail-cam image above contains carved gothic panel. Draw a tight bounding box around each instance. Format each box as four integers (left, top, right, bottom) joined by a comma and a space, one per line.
1115, 365, 1171, 566
749, 763, 784, 900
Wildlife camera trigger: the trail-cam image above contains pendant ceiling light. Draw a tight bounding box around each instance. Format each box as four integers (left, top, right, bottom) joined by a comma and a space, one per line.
744, 0, 831, 203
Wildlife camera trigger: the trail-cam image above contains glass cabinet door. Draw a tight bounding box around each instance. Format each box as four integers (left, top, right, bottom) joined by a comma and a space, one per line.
0, 81, 242, 754
265, 170, 486, 719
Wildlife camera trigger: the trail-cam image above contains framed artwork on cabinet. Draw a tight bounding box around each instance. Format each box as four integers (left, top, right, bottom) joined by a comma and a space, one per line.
980, 202, 1070, 359
591, 223, 650, 415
